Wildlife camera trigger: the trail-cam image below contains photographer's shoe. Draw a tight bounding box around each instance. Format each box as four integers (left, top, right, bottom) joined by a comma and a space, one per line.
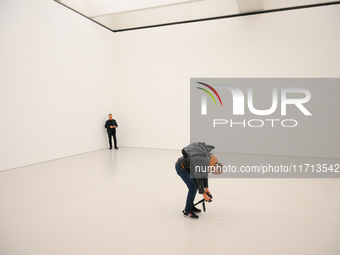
182, 210, 199, 219
191, 206, 201, 213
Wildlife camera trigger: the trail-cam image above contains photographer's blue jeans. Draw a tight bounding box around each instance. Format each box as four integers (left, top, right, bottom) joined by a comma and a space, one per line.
175, 163, 198, 213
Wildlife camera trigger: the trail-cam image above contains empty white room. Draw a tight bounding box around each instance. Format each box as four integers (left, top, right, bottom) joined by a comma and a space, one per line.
1, 0, 340, 254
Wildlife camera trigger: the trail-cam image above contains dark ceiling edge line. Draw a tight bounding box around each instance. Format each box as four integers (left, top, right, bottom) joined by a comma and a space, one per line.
53, 1, 340, 33
113, 1, 340, 32
53, 0, 114, 32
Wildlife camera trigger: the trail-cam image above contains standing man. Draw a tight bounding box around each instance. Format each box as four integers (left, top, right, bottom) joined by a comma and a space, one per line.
105, 114, 118, 150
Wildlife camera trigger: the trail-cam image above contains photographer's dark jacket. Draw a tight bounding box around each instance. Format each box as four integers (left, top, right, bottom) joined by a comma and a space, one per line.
105, 119, 118, 134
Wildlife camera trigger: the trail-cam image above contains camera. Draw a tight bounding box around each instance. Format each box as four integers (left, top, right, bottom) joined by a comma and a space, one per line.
206, 193, 213, 202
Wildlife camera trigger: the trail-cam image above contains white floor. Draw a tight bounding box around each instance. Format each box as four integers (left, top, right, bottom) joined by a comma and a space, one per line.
0, 147, 340, 255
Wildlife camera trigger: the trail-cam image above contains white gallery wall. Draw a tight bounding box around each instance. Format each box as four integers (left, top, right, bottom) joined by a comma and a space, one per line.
0, 0, 116, 171
113, 4, 340, 154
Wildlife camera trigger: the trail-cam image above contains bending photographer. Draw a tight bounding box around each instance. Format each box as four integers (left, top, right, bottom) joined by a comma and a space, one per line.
175, 142, 222, 220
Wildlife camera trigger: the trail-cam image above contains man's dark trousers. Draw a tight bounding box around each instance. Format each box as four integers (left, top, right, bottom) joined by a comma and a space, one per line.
175, 162, 198, 213
108, 132, 117, 149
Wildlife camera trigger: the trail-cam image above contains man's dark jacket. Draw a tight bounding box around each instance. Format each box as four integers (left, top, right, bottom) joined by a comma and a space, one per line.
105, 119, 118, 134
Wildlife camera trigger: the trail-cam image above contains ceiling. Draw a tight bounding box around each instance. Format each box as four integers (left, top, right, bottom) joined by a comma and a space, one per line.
55, 0, 340, 31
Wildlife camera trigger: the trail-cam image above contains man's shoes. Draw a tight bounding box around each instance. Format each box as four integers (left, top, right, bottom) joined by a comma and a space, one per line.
109, 147, 112, 150
114, 147, 119, 149
182, 210, 199, 219
191, 206, 201, 213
